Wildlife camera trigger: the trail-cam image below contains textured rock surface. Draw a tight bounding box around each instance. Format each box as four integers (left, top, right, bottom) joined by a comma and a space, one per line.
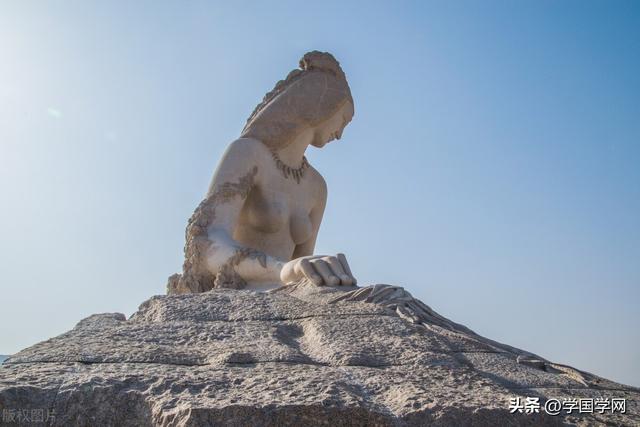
1, 283, 638, 426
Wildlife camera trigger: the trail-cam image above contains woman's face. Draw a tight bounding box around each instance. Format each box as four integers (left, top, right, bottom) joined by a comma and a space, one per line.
311, 100, 354, 148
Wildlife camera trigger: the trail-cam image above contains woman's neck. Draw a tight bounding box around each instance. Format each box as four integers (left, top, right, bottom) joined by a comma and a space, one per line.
275, 128, 314, 166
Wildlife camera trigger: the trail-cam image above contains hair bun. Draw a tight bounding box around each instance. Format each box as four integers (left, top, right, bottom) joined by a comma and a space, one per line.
299, 51, 345, 78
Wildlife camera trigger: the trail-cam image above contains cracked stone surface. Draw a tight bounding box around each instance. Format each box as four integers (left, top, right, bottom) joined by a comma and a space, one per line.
1, 283, 638, 426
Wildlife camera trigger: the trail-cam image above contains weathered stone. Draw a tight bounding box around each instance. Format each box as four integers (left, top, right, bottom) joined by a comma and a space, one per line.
1, 283, 637, 426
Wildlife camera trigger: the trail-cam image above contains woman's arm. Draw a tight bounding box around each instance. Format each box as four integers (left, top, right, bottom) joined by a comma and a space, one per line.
181, 139, 284, 291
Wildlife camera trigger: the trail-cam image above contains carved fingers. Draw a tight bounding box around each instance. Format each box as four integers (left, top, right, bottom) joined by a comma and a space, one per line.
337, 253, 356, 285
280, 254, 357, 287
324, 256, 353, 286
297, 258, 323, 286
310, 258, 340, 286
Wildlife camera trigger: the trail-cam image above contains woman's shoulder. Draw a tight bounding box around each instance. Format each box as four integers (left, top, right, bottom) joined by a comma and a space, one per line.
224, 137, 271, 160
216, 138, 273, 174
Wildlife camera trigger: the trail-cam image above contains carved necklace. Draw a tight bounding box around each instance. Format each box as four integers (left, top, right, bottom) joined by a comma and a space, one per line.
271, 150, 309, 184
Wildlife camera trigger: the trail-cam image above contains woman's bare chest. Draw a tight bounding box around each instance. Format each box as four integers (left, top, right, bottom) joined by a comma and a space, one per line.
240, 181, 315, 245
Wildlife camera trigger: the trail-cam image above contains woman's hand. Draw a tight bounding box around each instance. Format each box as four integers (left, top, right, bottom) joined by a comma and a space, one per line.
280, 253, 357, 286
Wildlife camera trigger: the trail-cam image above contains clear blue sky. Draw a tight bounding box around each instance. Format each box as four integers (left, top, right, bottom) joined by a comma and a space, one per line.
1, 1, 638, 386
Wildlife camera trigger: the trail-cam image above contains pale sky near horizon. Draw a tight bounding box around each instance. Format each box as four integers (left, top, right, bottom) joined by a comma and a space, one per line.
1, 1, 639, 386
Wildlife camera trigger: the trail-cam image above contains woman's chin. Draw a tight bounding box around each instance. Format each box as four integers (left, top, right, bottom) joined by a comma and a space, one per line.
311, 140, 327, 148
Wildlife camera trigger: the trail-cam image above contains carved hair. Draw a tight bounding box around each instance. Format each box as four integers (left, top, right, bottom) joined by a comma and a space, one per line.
241, 51, 354, 149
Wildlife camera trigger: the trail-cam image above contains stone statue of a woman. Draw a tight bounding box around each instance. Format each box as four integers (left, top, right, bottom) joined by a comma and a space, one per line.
168, 51, 357, 294
165, 54, 548, 366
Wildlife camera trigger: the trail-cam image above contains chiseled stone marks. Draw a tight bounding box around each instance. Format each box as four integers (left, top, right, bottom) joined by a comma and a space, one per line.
1, 361, 637, 426
328, 284, 545, 361
131, 288, 390, 323
2, 286, 639, 426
